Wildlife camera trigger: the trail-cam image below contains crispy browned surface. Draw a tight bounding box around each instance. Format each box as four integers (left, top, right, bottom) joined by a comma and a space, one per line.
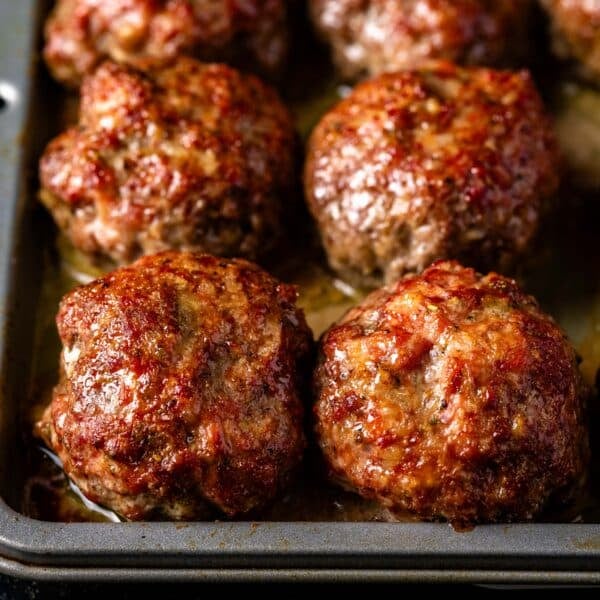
44, 0, 288, 87
39, 58, 295, 265
314, 261, 589, 526
304, 63, 561, 287
309, 0, 532, 80
35, 252, 312, 520
541, 0, 600, 81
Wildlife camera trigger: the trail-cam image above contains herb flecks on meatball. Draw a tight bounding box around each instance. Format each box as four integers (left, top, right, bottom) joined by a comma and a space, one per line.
314, 261, 589, 526
44, 0, 288, 87
35, 251, 313, 520
309, 0, 532, 81
40, 58, 295, 265
304, 63, 561, 287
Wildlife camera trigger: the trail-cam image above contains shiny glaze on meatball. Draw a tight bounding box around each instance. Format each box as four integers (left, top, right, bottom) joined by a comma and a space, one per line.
541, 0, 600, 82
35, 252, 313, 520
304, 63, 561, 287
40, 58, 295, 265
44, 0, 288, 87
309, 0, 532, 80
314, 261, 589, 526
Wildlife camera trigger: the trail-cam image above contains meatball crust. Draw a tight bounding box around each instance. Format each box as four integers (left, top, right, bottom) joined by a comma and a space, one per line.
44, 0, 288, 87
304, 63, 561, 287
314, 261, 589, 525
39, 58, 295, 265
35, 252, 312, 520
541, 0, 600, 82
309, 0, 532, 80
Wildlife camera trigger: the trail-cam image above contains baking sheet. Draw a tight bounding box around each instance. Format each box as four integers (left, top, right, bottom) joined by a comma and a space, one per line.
0, 0, 599, 582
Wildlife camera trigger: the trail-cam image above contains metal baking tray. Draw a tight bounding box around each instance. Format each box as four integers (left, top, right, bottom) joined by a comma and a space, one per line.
1, 0, 600, 584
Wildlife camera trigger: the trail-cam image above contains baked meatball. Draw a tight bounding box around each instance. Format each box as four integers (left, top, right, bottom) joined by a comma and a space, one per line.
35, 251, 312, 520
314, 261, 589, 525
304, 63, 561, 287
309, 0, 532, 80
44, 0, 288, 88
541, 0, 600, 82
39, 58, 295, 265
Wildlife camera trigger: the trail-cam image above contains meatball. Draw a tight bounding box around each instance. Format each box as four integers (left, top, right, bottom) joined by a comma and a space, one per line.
314, 261, 589, 525
39, 58, 295, 265
309, 0, 532, 80
541, 0, 600, 82
304, 63, 561, 287
35, 251, 312, 520
44, 0, 288, 88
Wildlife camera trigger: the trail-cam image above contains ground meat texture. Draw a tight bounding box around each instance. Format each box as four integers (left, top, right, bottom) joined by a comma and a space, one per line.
541, 0, 600, 82
44, 0, 288, 88
313, 261, 589, 526
39, 58, 295, 265
35, 252, 312, 520
304, 63, 561, 287
309, 0, 532, 81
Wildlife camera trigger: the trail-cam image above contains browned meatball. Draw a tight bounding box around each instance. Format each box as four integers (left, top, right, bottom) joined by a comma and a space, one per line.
304, 63, 561, 287
541, 0, 600, 82
314, 261, 589, 526
309, 0, 532, 80
39, 58, 295, 265
44, 0, 288, 88
35, 251, 312, 520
